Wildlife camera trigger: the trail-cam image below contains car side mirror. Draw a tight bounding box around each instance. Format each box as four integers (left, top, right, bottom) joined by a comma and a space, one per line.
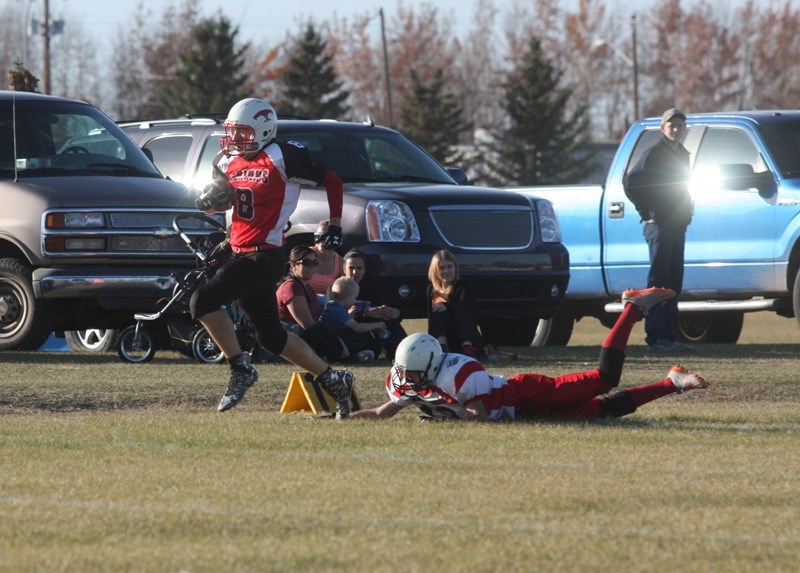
141, 147, 155, 164
719, 163, 775, 198
446, 167, 469, 185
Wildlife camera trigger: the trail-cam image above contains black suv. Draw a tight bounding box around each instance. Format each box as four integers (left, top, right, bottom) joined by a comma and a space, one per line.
120, 117, 569, 345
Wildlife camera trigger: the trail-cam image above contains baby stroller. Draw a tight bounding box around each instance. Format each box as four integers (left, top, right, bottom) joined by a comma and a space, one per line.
117, 213, 252, 364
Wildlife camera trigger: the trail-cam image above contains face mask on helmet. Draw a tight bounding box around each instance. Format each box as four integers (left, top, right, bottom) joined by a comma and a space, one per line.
220, 98, 278, 157
390, 333, 443, 397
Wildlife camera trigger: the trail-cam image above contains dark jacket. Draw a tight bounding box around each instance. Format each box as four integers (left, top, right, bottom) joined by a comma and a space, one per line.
624, 137, 692, 229
425, 279, 476, 316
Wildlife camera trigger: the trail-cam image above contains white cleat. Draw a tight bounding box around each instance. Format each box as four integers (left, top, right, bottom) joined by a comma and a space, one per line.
667, 364, 710, 393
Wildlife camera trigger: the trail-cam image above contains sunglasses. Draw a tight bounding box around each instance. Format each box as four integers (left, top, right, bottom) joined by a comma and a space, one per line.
294, 258, 319, 267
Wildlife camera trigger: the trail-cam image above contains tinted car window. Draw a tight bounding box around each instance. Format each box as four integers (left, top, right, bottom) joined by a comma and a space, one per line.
759, 120, 800, 176
278, 126, 455, 184
1, 99, 160, 178
624, 129, 662, 176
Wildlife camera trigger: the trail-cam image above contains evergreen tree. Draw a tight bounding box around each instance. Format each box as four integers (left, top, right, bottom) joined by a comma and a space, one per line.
400, 69, 472, 164
159, 16, 249, 117
7, 60, 39, 92
483, 36, 594, 186
277, 22, 349, 119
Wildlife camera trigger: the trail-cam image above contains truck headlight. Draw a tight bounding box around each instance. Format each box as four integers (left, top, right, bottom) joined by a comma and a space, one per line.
366, 200, 420, 242
535, 199, 561, 243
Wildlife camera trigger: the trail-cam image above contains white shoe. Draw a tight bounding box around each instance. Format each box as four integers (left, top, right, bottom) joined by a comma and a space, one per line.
667, 365, 709, 393
355, 349, 375, 362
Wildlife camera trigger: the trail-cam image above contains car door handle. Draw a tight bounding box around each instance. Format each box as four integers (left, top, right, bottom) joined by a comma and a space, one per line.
608, 202, 625, 219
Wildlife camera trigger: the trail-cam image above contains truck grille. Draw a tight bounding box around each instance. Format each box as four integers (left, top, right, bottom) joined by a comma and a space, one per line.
429, 207, 533, 249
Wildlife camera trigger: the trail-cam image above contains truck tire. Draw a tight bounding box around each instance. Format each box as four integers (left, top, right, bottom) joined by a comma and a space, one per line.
65, 329, 119, 352
793, 265, 800, 331
531, 306, 574, 347
0, 258, 53, 350
677, 311, 744, 344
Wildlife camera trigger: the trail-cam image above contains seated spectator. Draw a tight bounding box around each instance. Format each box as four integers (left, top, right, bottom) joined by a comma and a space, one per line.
276, 245, 347, 363
427, 249, 485, 358
307, 219, 343, 299
343, 249, 407, 359
320, 276, 386, 362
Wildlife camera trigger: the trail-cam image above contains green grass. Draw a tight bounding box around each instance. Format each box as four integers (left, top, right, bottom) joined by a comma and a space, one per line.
2, 313, 800, 572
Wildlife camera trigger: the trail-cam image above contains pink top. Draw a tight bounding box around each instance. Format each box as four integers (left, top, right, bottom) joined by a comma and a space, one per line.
307, 252, 342, 296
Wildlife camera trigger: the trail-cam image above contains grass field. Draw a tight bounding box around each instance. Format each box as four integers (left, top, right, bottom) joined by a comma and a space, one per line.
2, 313, 799, 572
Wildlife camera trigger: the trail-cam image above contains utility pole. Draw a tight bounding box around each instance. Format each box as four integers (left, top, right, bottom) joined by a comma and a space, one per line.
43, 0, 51, 94
379, 8, 393, 127
631, 14, 639, 120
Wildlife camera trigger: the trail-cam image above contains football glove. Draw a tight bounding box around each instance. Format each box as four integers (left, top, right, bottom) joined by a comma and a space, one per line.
195, 179, 233, 211
317, 224, 343, 250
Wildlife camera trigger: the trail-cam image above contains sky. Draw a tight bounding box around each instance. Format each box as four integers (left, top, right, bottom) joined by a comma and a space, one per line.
47, 0, 486, 47
41, 0, 750, 51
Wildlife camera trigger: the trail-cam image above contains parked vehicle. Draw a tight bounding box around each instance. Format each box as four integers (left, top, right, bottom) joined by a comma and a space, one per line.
513, 110, 800, 345
120, 116, 570, 346
0, 91, 223, 351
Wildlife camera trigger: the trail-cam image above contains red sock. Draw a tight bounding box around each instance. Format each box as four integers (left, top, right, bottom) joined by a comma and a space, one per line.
626, 379, 676, 408
602, 303, 642, 353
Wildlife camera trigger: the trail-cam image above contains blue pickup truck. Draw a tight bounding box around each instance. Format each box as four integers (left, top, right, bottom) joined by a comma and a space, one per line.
514, 111, 800, 345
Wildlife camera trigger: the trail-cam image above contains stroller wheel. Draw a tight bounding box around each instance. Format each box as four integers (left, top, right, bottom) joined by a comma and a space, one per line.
192, 327, 225, 364
117, 325, 156, 363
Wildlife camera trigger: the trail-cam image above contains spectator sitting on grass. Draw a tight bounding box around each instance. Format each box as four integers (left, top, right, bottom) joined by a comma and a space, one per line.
275, 245, 348, 363
343, 248, 407, 359
320, 276, 386, 362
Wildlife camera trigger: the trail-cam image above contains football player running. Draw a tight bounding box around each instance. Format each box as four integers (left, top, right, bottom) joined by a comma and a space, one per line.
191, 98, 354, 418
350, 287, 709, 422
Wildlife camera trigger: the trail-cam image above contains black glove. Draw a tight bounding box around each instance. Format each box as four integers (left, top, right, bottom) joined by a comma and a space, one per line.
318, 224, 343, 250
195, 179, 233, 211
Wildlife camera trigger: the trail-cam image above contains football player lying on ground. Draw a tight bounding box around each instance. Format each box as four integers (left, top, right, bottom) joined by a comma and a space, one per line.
349, 287, 709, 422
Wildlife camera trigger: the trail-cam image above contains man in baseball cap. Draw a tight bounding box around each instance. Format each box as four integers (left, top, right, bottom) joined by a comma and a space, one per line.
623, 107, 693, 354
661, 108, 686, 125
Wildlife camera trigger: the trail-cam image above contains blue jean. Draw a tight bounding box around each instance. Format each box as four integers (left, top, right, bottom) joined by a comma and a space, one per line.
643, 222, 686, 345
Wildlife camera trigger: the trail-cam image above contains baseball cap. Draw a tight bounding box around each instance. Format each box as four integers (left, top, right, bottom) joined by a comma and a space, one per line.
661, 108, 686, 125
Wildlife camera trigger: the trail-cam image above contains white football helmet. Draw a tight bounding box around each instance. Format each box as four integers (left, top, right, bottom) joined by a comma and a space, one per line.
221, 98, 278, 156
391, 333, 444, 396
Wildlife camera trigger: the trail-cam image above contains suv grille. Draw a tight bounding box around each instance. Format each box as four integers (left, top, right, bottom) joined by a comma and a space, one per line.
429, 207, 533, 249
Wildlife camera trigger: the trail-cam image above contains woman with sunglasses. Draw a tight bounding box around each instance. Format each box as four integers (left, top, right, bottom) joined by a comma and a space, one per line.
276, 245, 347, 363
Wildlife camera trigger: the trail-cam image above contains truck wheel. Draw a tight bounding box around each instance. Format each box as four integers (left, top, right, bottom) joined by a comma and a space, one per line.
531, 306, 574, 347
677, 311, 744, 344
0, 258, 53, 350
65, 329, 119, 352
793, 265, 800, 331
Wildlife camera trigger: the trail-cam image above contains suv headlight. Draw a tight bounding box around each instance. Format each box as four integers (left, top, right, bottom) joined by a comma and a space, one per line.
366, 200, 420, 242
535, 199, 561, 243
45, 212, 106, 229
